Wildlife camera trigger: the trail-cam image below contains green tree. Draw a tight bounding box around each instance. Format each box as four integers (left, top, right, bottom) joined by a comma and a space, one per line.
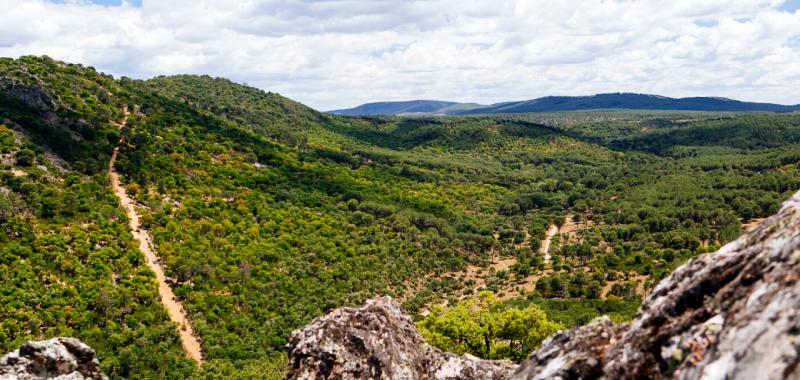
417, 291, 562, 361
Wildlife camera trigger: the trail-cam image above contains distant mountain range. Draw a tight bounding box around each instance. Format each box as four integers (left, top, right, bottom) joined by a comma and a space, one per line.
328, 93, 800, 116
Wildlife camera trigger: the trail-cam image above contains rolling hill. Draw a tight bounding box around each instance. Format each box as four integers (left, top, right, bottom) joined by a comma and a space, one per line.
330, 93, 800, 115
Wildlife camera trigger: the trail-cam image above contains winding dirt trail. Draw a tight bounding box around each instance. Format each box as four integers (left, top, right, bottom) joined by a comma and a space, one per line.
539, 224, 559, 265
109, 107, 204, 365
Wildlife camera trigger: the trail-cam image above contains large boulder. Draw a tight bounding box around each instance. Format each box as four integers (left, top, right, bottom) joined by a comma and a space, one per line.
284, 296, 517, 380
0, 337, 107, 380
0, 76, 55, 111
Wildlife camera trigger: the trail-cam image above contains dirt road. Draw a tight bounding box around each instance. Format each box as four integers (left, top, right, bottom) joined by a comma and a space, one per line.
109, 107, 203, 365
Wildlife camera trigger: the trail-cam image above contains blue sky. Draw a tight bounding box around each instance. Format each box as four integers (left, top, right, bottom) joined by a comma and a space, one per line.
780, 0, 800, 11
5, 0, 800, 109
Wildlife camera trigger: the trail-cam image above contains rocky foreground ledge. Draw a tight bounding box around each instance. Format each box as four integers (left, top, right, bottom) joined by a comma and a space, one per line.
285, 190, 800, 380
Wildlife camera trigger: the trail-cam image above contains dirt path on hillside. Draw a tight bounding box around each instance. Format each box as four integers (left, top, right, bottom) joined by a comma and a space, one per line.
109, 107, 204, 365
415, 213, 654, 310
540, 224, 559, 265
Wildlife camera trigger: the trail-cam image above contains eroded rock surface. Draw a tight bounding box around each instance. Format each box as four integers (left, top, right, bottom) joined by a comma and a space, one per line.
0, 337, 107, 380
286, 190, 800, 380
284, 296, 516, 380
510, 316, 624, 380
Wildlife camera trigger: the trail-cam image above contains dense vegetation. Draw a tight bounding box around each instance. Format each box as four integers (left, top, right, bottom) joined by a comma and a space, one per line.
1, 56, 799, 376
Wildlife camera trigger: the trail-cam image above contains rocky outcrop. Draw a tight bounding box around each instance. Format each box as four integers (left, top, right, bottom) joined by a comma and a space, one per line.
0, 338, 107, 380
0, 76, 55, 110
598, 189, 800, 380
284, 296, 516, 380
285, 190, 800, 380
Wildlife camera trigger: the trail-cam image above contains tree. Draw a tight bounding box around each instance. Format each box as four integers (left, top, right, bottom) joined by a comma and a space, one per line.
576, 243, 593, 265
553, 215, 566, 231
549, 277, 566, 298
416, 291, 563, 361
570, 271, 589, 297
535, 278, 549, 297
586, 281, 603, 299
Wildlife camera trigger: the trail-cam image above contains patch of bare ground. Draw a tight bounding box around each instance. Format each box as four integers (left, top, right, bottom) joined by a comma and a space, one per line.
414, 213, 651, 311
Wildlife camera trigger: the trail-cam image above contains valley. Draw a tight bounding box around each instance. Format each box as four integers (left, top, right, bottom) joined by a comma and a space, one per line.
1, 56, 799, 379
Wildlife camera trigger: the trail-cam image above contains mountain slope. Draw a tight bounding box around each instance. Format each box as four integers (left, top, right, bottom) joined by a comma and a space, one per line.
285, 189, 800, 380
332, 93, 800, 115
0, 56, 197, 378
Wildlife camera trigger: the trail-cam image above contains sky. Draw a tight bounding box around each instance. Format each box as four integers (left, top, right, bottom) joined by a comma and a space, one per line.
1, 1, 799, 110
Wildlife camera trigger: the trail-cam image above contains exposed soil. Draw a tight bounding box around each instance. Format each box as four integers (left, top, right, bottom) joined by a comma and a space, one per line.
540, 224, 559, 265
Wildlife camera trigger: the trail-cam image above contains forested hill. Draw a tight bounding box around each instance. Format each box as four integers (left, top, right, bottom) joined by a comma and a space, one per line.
459, 93, 800, 114
1, 56, 800, 379
331, 93, 800, 115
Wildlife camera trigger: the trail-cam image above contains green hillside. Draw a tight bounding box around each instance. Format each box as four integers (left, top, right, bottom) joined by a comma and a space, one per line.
2, 56, 799, 378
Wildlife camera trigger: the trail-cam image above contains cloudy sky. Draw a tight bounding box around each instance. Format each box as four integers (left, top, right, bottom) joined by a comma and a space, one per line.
1, 0, 799, 110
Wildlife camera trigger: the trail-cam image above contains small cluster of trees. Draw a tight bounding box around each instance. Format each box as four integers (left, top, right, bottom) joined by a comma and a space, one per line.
534, 271, 608, 300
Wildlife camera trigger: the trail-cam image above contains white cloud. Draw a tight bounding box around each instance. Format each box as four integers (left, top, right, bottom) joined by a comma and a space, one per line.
1, 0, 799, 109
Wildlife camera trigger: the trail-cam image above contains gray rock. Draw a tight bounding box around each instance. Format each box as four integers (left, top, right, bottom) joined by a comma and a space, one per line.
284, 296, 516, 380
510, 316, 623, 380
0, 338, 107, 380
